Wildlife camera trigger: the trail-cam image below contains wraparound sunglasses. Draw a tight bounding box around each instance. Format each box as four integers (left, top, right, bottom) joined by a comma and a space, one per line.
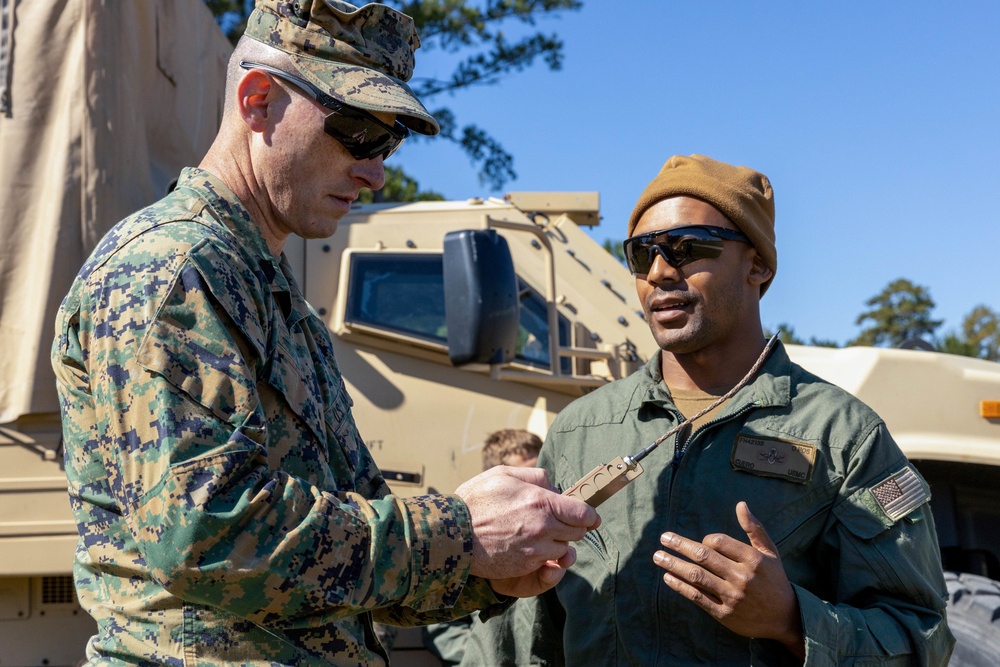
240, 60, 409, 161
622, 225, 750, 274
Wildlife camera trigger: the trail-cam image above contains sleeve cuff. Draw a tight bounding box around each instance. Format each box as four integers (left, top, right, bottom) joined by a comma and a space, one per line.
788, 582, 839, 666
398, 493, 476, 612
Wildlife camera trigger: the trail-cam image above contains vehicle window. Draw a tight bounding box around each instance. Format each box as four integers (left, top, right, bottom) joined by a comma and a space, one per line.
345, 253, 571, 371
346, 254, 448, 342
517, 283, 572, 374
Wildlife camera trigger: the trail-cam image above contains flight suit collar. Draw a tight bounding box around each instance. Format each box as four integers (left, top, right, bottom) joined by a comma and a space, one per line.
633, 341, 793, 418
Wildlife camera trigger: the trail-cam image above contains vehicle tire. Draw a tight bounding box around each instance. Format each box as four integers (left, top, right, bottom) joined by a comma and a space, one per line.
945, 571, 1000, 666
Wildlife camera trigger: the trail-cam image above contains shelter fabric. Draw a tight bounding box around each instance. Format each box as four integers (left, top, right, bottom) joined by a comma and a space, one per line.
0, 0, 231, 423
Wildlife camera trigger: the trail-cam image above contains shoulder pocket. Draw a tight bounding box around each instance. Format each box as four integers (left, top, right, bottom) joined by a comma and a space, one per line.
833, 486, 893, 540
138, 261, 258, 426
834, 465, 931, 538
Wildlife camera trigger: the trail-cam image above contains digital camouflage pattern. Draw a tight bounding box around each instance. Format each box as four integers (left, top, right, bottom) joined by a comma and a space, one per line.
51, 168, 496, 666
461, 344, 954, 666
245, 0, 440, 136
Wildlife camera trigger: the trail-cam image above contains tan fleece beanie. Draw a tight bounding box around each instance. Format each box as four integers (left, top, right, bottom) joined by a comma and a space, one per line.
627, 154, 777, 295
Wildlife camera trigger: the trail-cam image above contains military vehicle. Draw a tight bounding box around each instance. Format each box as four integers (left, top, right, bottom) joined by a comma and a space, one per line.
1, 2, 998, 666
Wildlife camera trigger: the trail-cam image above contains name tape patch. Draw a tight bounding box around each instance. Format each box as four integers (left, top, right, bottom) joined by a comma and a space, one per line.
731, 435, 816, 484
870, 466, 929, 521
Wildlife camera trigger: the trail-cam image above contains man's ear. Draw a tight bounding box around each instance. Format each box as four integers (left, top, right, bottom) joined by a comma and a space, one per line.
747, 250, 774, 289
237, 70, 273, 134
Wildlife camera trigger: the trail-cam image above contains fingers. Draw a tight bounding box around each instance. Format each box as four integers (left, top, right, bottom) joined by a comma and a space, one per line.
654, 533, 729, 595
736, 502, 779, 557
659, 565, 726, 617
554, 544, 577, 570
538, 560, 568, 587
489, 559, 570, 598
459, 466, 596, 580
547, 491, 602, 534
653, 506, 801, 643
499, 466, 602, 531
490, 464, 550, 488
657, 530, 747, 570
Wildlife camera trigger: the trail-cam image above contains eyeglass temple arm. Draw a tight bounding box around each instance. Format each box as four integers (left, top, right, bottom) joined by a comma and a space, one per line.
239, 60, 340, 108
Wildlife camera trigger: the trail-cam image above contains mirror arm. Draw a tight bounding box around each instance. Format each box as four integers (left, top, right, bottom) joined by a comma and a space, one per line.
485, 216, 561, 376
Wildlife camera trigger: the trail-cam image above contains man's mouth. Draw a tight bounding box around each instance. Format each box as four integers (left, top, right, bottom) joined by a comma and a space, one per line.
649, 296, 693, 312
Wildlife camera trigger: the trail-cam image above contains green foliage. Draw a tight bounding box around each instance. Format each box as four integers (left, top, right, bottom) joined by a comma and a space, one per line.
938, 333, 979, 358
938, 305, 1000, 361
762, 324, 839, 348
389, 0, 582, 190
602, 238, 626, 265
764, 323, 803, 345
850, 278, 942, 348
206, 0, 249, 43
359, 166, 445, 203
206, 0, 582, 193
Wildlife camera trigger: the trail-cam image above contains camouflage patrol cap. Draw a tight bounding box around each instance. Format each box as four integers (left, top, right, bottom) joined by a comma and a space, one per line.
245, 0, 439, 136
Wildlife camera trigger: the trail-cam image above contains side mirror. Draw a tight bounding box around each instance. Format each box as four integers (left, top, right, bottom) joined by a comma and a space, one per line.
443, 229, 519, 366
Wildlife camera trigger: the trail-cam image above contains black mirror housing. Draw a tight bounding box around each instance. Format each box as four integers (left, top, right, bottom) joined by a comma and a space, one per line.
443, 229, 519, 366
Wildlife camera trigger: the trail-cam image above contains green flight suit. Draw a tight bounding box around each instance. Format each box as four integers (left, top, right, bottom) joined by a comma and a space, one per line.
51, 168, 497, 666
461, 345, 953, 666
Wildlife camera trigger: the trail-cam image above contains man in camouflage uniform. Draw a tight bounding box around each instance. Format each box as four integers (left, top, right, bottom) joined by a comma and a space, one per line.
461, 155, 954, 665
50, 2, 598, 665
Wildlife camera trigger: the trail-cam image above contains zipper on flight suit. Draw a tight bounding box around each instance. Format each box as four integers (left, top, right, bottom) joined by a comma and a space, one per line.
670, 401, 759, 470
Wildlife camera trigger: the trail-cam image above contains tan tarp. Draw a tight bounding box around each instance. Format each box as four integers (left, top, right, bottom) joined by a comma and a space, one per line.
0, 0, 231, 423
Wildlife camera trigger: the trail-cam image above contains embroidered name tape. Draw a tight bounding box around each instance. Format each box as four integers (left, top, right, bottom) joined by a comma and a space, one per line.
731, 435, 816, 484
870, 466, 929, 521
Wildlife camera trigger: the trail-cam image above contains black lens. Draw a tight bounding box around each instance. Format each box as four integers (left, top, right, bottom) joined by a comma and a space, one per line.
623, 226, 736, 274
238, 62, 408, 161
324, 113, 403, 160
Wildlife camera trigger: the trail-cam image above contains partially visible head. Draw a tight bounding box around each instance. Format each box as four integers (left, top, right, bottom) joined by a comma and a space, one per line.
627, 154, 776, 295
209, 1, 438, 252
240, 0, 439, 136
482, 429, 543, 470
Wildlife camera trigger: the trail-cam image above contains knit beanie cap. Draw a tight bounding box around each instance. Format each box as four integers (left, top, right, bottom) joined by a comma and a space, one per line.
627, 154, 777, 295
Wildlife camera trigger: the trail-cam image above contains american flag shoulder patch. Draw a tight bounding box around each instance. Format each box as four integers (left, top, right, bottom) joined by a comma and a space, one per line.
869, 466, 930, 521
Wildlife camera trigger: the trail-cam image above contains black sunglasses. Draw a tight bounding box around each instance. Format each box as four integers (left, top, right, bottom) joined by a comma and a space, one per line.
239, 61, 409, 161
622, 225, 751, 275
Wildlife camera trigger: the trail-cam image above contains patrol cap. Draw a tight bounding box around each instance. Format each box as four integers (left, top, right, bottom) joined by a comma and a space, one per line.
628, 154, 777, 295
244, 0, 440, 136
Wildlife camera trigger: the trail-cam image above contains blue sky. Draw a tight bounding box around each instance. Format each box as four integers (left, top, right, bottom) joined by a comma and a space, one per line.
393, 1, 1000, 346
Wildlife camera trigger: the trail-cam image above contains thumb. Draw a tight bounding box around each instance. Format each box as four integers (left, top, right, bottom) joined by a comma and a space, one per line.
538, 560, 568, 587
736, 501, 779, 556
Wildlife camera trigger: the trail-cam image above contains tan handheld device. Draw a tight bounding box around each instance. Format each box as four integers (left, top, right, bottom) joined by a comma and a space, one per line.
562, 456, 643, 507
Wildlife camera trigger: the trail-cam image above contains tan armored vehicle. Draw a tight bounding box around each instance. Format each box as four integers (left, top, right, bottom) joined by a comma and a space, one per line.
1, 2, 998, 666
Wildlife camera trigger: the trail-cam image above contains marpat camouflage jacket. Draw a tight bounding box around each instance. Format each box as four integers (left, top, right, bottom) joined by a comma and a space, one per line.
51, 167, 496, 666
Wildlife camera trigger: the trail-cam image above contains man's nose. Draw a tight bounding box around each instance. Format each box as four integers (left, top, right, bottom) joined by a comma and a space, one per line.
353, 154, 386, 190
646, 247, 682, 283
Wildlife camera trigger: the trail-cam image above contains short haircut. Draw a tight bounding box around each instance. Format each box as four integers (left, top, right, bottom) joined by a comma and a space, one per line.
481, 429, 543, 471
222, 36, 294, 121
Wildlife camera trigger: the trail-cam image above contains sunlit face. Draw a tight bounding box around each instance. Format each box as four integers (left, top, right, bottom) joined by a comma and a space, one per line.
632, 196, 760, 355
250, 81, 390, 249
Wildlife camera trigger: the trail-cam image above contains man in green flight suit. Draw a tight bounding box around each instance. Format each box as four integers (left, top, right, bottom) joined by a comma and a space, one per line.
460, 154, 954, 665
49, 2, 598, 665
